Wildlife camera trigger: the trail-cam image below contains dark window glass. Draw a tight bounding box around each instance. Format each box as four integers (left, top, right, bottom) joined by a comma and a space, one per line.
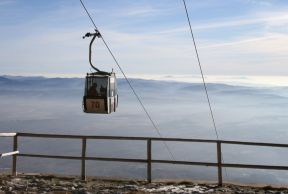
86, 77, 108, 97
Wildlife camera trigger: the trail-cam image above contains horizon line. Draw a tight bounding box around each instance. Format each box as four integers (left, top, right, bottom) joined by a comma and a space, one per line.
1, 74, 288, 87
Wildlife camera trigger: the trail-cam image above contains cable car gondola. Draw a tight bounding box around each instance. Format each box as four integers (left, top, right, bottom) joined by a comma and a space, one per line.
82, 30, 118, 114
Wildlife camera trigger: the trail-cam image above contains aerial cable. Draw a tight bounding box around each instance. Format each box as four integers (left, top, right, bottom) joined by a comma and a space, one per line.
182, 0, 229, 178
79, 0, 175, 160
182, 0, 219, 140
79, 0, 98, 31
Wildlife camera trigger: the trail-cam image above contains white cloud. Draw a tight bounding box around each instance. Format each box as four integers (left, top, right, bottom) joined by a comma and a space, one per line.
243, 0, 273, 6
199, 33, 288, 56
194, 11, 288, 30
120, 7, 161, 17
107, 3, 174, 18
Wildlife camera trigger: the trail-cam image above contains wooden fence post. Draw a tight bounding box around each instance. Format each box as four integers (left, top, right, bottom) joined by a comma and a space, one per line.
81, 138, 87, 180
217, 141, 223, 186
12, 135, 18, 176
147, 139, 152, 183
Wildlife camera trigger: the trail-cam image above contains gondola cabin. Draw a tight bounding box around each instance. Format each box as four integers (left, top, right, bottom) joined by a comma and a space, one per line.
83, 72, 118, 114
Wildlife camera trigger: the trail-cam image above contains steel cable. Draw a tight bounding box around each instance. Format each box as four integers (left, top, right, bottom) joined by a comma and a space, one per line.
182, 0, 228, 178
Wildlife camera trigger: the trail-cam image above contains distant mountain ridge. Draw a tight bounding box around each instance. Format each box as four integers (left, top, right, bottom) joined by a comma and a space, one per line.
0, 75, 84, 89
0, 75, 287, 99
0, 75, 244, 93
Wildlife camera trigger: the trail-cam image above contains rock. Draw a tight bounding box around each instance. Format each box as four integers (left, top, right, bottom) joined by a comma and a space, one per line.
145, 183, 158, 189
75, 191, 90, 194
30, 186, 38, 191
6, 181, 14, 187
11, 178, 21, 183
52, 186, 66, 191
131, 180, 141, 185
42, 187, 51, 192
124, 184, 138, 190
32, 178, 40, 183
116, 185, 125, 189
98, 189, 108, 193
13, 183, 26, 190
39, 179, 47, 185
77, 183, 85, 188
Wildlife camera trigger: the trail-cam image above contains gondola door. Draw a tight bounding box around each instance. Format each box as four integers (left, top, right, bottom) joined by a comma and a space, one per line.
83, 75, 109, 114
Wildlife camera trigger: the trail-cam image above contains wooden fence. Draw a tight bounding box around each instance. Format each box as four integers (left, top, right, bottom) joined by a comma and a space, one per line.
1, 132, 288, 186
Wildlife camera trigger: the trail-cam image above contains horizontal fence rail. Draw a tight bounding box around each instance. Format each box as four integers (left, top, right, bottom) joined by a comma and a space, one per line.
2, 132, 288, 185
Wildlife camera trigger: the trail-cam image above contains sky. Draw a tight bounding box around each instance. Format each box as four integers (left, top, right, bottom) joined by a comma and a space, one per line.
0, 0, 288, 78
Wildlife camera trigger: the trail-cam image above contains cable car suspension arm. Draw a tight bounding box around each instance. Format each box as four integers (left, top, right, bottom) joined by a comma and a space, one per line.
83, 30, 102, 72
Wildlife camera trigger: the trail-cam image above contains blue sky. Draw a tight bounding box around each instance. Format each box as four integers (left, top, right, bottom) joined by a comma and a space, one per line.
0, 0, 288, 77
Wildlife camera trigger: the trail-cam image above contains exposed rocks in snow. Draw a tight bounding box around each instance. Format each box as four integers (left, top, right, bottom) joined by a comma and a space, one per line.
0, 174, 288, 193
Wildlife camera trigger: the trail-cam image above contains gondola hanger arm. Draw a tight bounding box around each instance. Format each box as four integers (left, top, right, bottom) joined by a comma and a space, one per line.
83, 29, 102, 72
